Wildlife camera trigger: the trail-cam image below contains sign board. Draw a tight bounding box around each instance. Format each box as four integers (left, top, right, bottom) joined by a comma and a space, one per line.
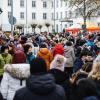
9, 16, 17, 25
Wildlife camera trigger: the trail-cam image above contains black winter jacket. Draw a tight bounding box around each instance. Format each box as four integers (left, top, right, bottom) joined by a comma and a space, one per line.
13, 74, 66, 100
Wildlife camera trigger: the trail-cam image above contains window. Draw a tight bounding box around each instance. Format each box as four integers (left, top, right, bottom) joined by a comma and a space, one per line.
69, 11, 72, 18
65, 11, 67, 18
32, 1, 36, 7
60, 12, 62, 19
56, 12, 58, 19
8, 12, 11, 18
60, 0, 62, 7
51, 13, 54, 20
52, 1, 53, 8
20, 12, 24, 19
32, 13, 36, 19
56, 24, 58, 32
56, 0, 58, 8
20, 0, 24, 7
8, 0, 11, 6
43, 13, 47, 19
43, 1, 47, 8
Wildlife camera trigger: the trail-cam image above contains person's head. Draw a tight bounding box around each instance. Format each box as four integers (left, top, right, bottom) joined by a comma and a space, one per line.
24, 44, 32, 54
66, 41, 73, 46
50, 54, 66, 71
30, 57, 47, 75
77, 78, 99, 99
40, 43, 47, 48
86, 52, 94, 62
1, 45, 9, 54
80, 51, 89, 61
89, 62, 100, 80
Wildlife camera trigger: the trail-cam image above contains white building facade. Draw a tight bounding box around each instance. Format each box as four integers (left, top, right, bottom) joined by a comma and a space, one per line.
0, 0, 100, 33
0, 0, 53, 33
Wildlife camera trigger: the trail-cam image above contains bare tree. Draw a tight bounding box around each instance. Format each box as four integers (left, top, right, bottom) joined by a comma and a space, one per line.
16, 25, 23, 34
38, 25, 42, 33
64, 0, 100, 29
31, 23, 37, 33
45, 23, 50, 32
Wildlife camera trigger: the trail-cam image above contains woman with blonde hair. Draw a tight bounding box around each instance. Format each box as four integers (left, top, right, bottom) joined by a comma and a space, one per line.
88, 62, 100, 95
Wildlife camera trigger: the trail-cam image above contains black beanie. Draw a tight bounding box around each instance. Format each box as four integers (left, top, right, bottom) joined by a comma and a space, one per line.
30, 57, 47, 75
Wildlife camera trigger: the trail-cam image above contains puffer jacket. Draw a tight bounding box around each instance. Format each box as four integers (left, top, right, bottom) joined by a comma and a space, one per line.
13, 74, 66, 100
0, 53, 12, 75
64, 46, 75, 67
37, 48, 53, 70
0, 64, 30, 100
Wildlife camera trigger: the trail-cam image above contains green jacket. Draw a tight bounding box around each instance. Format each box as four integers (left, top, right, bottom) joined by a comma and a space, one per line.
0, 53, 12, 75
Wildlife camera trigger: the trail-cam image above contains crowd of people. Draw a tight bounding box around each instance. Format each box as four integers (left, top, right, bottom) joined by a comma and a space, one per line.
0, 30, 100, 100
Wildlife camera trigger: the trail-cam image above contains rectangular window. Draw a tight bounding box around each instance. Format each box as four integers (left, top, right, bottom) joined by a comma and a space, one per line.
52, 1, 53, 8
60, 12, 62, 19
51, 13, 54, 20
8, 0, 11, 6
65, 11, 67, 18
43, 1, 47, 8
20, 0, 24, 7
56, 24, 58, 32
60, 0, 62, 7
20, 12, 24, 19
56, 0, 58, 8
32, 1, 36, 7
8, 12, 11, 18
32, 12, 36, 19
56, 12, 58, 19
43, 13, 47, 19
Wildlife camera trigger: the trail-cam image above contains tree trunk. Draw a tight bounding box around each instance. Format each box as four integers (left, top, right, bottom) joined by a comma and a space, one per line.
34, 28, 35, 34
48, 27, 49, 33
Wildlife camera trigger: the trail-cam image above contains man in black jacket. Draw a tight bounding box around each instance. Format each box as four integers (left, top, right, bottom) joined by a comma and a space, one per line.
13, 57, 66, 100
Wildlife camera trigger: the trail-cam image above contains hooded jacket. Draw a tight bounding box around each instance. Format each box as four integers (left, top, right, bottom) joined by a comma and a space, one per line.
0, 64, 30, 100
52, 44, 64, 57
64, 46, 75, 67
13, 74, 66, 100
37, 48, 53, 70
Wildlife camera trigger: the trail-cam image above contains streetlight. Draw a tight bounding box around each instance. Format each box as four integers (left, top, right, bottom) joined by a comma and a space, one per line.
26, 0, 28, 34
11, 0, 13, 36
53, 0, 55, 33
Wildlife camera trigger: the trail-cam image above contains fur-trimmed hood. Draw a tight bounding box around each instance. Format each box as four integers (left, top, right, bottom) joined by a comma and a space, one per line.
4, 64, 30, 79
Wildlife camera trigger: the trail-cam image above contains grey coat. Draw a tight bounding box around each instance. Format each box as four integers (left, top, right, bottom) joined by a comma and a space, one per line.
64, 46, 75, 67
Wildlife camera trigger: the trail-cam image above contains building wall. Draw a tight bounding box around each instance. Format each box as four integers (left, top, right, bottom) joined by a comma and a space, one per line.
0, 0, 100, 33
0, 0, 53, 33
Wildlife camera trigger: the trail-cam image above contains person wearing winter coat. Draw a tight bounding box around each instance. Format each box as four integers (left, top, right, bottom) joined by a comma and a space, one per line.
73, 51, 89, 72
0, 64, 30, 100
75, 79, 100, 100
0, 92, 3, 100
8, 44, 26, 64
52, 43, 64, 57
49, 54, 67, 85
13, 57, 66, 100
37, 43, 53, 70
0, 45, 12, 76
64, 41, 75, 77
24, 44, 35, 64
88, 62, 100, 96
